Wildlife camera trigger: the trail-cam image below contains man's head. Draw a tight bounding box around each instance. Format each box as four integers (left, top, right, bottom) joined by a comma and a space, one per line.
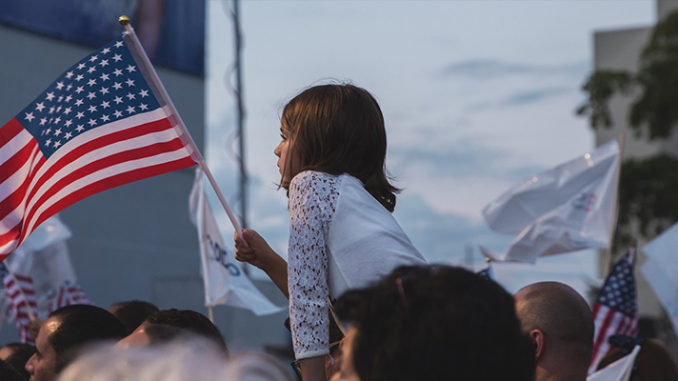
25, 304, 126, 381
0, 342, 35, 379
333, 265, 535, 381
107, 300, 159, 335
514, 282, 593, 380
118, 323, 193, 348
143, 309, 227, 352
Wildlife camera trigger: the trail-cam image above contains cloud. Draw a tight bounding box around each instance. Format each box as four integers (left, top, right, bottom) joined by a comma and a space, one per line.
393, 193, 510, 264
390, 137, 543, 180
466, 86, 573, 111
441, 59, 588, 79
499, 87, 571, 106
394, 192, 598, 299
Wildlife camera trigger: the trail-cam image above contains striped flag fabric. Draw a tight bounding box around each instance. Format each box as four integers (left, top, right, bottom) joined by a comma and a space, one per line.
0, 263, 38, 344
0, 36, 197, 260
589, 249, 638, 373
49, 280, 92, 312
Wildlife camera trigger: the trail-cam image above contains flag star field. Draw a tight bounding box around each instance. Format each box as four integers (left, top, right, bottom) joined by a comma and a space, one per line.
20, 38, 159, 159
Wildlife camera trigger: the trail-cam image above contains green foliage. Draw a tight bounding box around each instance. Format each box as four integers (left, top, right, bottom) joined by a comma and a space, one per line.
576, 70, 634, 128
576, 11, 678, 259
578, 10, 678, 140
613, 155, 678, 252
631, 11, 678, 139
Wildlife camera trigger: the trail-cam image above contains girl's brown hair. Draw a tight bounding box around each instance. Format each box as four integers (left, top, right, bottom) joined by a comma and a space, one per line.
281, 84, 399, 212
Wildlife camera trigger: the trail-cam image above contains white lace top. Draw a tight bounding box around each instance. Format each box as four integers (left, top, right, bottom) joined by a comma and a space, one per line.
287, 170, 426, 359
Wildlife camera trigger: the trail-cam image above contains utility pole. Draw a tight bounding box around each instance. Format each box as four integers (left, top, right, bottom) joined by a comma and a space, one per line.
232, 0, 247, 229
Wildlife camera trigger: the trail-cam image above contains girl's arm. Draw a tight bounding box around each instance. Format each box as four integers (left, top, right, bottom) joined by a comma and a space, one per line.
234, 229, 289, 298
287, 171, 337, 381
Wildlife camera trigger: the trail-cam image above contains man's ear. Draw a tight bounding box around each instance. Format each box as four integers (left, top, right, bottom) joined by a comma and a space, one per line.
529, 329, 544, 359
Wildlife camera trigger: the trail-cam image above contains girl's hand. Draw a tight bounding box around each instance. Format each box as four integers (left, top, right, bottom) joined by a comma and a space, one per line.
234, 229, 277, 271
235, 229, 289, 298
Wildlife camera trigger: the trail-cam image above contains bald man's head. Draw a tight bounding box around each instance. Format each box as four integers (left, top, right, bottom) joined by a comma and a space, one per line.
514, 282, 593, 367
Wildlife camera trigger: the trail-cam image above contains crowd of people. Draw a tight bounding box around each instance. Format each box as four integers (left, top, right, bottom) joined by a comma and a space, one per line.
1, 83, 677, 380
0, 265, 676, 380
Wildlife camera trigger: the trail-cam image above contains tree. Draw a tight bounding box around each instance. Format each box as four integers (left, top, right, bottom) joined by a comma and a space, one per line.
577, 11, 678, 255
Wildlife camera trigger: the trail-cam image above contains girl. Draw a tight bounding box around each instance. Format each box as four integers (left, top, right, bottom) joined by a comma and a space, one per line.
235, 84, 426, 381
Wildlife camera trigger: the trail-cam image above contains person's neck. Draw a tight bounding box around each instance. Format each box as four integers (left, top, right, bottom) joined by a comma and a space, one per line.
535, 359, 587, 381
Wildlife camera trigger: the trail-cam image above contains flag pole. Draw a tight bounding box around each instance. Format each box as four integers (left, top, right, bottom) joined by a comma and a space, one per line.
198, 177, 216, 324
0, 302, 8, 334
207, 306, 214, 323
117, 16, 245, 240
603, 131, 626, 277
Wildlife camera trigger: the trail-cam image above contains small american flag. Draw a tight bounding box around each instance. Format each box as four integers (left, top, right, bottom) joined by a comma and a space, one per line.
49, 280, 92, 311
589, 249, 638, 373
0, 263, 38, 344
0, 36, 196, 259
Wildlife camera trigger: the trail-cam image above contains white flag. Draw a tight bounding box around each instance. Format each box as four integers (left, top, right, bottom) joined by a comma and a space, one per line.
480, 139, 620, 263
587, 345, 639, 381
641, 222, 678, 336
189, 170, 284, 316
8, 214, 79, 317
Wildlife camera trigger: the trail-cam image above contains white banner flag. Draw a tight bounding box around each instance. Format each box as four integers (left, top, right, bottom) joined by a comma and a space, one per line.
641, 222, 678, 336
587, 345, 639, 381
189, 170, 283, 315
480, 139, 620, 263
8, 214, 79, 317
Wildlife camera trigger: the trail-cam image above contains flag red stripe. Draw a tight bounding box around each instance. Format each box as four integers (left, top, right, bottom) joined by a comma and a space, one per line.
22, 118, 174, 215
0, 140, 35, 186
7, 289, 36, 299
53, 287, 64, 311
0, 142, 39, 220
618, 317, 631, 336
0, 119, 25, 156
4, 278, 35, 289
14, 300, 37, 308
12, 274, 33, 283
591, 308, 614, 358
0, 225, 21, 250
4, 273, 34, 284
15, 312, 37, 320
16, 155, 195, 247
21, 136, 187, 237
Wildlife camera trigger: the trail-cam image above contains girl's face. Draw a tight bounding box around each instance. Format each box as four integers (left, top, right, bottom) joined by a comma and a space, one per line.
274, 125, 292, 184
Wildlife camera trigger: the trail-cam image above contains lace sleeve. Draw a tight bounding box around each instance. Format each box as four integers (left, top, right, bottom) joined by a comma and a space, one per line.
287, 171, 339, 360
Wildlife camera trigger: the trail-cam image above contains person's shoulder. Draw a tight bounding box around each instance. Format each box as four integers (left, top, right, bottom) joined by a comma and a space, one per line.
290, 170, 338, 189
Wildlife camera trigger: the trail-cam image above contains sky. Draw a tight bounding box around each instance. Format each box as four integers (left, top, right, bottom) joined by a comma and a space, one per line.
205, 0, 655, 298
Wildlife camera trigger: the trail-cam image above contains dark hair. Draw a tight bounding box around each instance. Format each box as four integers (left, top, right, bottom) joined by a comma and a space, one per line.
145, 309, 227, 352
0, 342, 34, 379
0, 359, 24, 381
334, 265, 536, 381
597, 338, 678, 380
281, 84, 399, 211
48, 304, 127, 372
108, 300, 159, 335
142, 323, 191, 345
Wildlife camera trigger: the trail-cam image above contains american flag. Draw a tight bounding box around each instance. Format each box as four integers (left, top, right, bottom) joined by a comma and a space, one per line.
49, 280, 92, 312
0, 36, 197, 259
0, 263, 38, 344
589, 249, 638, 373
